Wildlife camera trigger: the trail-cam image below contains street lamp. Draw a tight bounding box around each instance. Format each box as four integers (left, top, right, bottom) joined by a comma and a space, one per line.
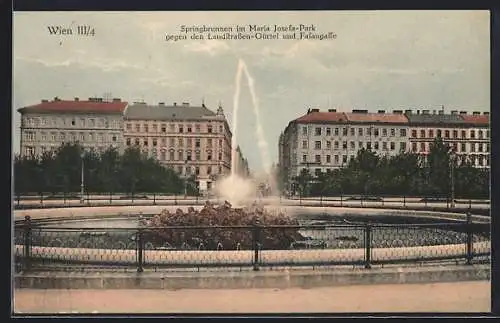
80, 151, 85, 204
450, 152, 455, 209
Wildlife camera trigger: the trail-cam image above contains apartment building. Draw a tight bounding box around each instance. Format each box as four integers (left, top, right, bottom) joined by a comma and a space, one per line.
17, 97, 127, 157
123, 102, 233, 192
406, 109, 490, 168
278, 106, 490, 191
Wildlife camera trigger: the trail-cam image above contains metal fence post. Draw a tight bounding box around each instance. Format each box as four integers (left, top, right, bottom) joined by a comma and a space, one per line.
364, 223, 372, 269
403, 195, 406, 208
253, 218, 261, 271
466, 211, 473, 265
23, 216, 32, 272
137, 228, 144, 273
153, 193, 156, 205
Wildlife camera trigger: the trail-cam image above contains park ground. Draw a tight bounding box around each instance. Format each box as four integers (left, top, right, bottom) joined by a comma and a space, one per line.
13, 281, 490, 314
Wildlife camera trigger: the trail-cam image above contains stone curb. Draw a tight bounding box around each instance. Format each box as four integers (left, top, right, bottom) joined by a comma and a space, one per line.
15, 264, 490, 290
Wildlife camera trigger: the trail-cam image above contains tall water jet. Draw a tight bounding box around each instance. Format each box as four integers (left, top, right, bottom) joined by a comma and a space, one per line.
215, 58, 275, 206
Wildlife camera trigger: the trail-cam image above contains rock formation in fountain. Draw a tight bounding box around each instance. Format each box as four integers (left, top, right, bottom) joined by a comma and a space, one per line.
141, 201, 303, 250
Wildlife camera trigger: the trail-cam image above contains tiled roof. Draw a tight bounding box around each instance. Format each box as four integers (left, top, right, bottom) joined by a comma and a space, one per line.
124, 103, 218, 120
344, 112, 408, 124
460, 114, 489, 125
405, 114, 465, 124
294, 112, 347, 124
18, 99, 128, 114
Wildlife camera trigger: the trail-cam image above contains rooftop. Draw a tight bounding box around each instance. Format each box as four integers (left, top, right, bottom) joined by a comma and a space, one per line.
344, 112, 408, 124
18, 97, 128, 114
294, 111, 347, 124
124, 102, 219, 121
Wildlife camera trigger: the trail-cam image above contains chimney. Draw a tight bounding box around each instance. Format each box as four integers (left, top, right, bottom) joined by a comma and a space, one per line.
422, 110, 430, 115
173, 102, 177, 106
451, 110, 458, 115
377, 110, 385, 114
328, 109, 337, 112
41, 99, 48, 103
74, 97, 79, 101
404, 109, 412, 115
182, 102, 189, 107
352, 109, 368, 113
158, 102, 165, 106
433, 110, 436, 115
88, 97, 94, 101
483, 111, 490, 116
112, 98, 121, 102
438, 110, 444, 115
311, 108, 320, 113
473, 111, 480, 115
54, 96, 60, 101
97, 98, 103, 102
460, 111, 467, 115
416, 110, 420, 115
393, 110, 403, 114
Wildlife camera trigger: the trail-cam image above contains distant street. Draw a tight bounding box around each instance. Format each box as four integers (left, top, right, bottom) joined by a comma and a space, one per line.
13, 281, 490, 313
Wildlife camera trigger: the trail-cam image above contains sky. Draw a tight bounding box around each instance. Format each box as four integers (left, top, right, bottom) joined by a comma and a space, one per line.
12, 11, 490, 173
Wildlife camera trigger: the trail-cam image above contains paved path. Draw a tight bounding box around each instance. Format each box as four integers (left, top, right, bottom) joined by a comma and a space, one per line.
13, 281, 490, 313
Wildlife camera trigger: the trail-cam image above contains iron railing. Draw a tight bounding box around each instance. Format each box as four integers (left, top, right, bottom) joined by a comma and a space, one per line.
14, 214, 490, 273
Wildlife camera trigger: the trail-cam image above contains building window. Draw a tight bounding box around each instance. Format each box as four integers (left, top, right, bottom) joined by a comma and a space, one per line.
219, 125, 223, 133
195, 151, 201, 161
218, 139, 222, 147
437, 130, 442, 137
187, 151, 192, 161
326, 141, 331, 149
143, 139, 148, 146
207, 166, 212, 175
315, 127, 321, 136
359, 128, 363, 136
478, 130, 483, 139
429, 129, 434, 138
195, 139, 200, 148
126, 123, 132, 131
112, 135, 117, 142
207, 125, 212, 133
334, 128, 339, 136
374, 128, 379, 137
381, 128, 387, 137
382, 142, 387, 150
25, 147, 34, 156
342, 155, 347, 164
144, 124, 149, 133
486, 130, 490, 138
153, 139, 157, 147
315, 155, 321, 163
178, 151, 184, 160
478, 143, 483, 152
135, 124, 140, 132
342, 141, 347, 149
420, 130, 425, 138
334, 155, 339, 164
179, 125, 184, 133
187, 138, 192, 147
390, 129, 395, 137
420, 142, 426, 152
358, 142, 363, 149
444, 130, 450, 138
461, 130, 466, 139
486, 143, 489, 152
350, 128, 355, 136
326, 128, 331, 136
302, 140, 308, 149
334, 141, 339, 149
161, 124, 166, 133
126, 138, 131, 146
178, 138, 183, 147
470, 130, 475, 139
195, 167, 200, 175
170, 151, 175, 160
390, 142, 395, 150
152, 124, 157, 132
315, 168, 321, 176
342, 127, 347, 136
135, 138, 140, 146
367, 127, 372, 136
169, 138, 175, 146
453, 130, 458, 139
400, 129, 406, 137
207, 153, 212, 161
187, 125, 192, 133
51, 132, 56, 141
400, 142, 406, 151
41, 133, 47, 141
207, 139, 213, 148
368, 142, 373, 150
79, 133, 85, 141
71, 119, 76, 126
350, 141, 355, 149
315, 141, 321, 149
412, 143, 417, 152
470, 143, 476, 152
302, 155, 307, 163
453, 143, 458, 152
302, 126, 307, 135
218, 152, 222, 160
326, 155, 331, 163
461, 143, 466, 152
412, 130, 417, 138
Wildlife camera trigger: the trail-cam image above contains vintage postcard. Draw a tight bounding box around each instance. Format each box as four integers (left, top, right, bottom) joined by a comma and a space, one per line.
12, 10, 491, 315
